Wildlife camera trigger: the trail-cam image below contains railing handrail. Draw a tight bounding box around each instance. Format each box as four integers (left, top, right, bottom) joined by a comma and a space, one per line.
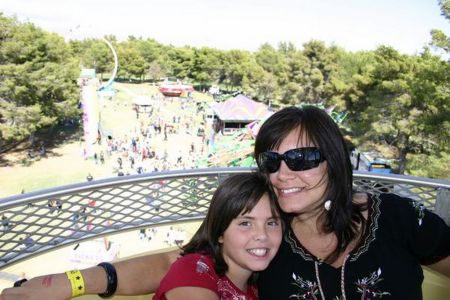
351, 171, 450, 188
1, 169, 448, 205
0, 167, 250, 208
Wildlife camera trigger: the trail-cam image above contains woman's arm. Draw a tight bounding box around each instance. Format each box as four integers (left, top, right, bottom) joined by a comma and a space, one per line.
428, 255, 450, 278
0, 249, 179, 300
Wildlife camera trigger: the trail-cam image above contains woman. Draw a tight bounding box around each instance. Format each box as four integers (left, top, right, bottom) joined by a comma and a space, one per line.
154, 172, 282, 299
2, 106, 449, 300
254, 106, 450, 299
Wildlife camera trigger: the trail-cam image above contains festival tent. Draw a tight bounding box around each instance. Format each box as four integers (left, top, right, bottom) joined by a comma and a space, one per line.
211, 94, 270, 122
132, 96, 153, 112
133, 95, 152, 105
245, 110, 275, 137
210, 95, 271, 134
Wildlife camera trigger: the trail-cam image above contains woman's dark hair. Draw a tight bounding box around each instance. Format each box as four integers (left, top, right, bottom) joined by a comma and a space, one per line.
254, 106, 366, 263
181, 172, 280, 280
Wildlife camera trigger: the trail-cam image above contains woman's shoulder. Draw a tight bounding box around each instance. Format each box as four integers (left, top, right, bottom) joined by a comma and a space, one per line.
353, 192, 416, 211
376, 193, 420, 213
352, 192, 419, 223
370, 192, 430, 227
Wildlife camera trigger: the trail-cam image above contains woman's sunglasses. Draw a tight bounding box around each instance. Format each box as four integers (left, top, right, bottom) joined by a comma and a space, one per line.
258, 147, 325, 173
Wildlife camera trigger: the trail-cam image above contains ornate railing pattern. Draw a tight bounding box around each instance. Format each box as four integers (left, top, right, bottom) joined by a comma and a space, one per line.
0, 168, 449, 270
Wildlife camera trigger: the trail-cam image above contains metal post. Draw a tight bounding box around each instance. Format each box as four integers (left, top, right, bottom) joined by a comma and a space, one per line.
435, 188, 450, 224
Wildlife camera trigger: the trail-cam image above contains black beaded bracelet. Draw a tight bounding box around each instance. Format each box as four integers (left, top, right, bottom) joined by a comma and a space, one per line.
13, 278, 28, 287
97, 262, 118, 298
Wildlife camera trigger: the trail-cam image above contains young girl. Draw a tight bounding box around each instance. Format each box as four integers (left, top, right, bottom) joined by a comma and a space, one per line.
153, 172, 283, 300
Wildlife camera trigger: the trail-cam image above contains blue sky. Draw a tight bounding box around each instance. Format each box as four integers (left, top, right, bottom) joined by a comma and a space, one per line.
1, 0, 449, 54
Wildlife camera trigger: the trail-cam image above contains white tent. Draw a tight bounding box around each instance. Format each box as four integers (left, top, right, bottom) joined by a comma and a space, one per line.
132, 96, 153, 112
133, 96, 152, 106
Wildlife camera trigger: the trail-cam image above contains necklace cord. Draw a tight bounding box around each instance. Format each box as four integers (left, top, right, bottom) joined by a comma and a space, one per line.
314, 255, 349, 300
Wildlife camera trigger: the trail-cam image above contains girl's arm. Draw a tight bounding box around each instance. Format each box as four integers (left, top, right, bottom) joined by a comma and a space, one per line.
0, 249, 179, 300
114, 249, 180, 294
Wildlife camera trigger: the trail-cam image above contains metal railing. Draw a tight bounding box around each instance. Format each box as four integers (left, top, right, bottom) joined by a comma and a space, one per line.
1, 167, 449, 270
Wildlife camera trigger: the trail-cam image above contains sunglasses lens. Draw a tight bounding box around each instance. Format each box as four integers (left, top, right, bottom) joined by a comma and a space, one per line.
259, 152, 281, 173
306, 150, 322, 168
294, 148, 322, 171
284, 149, 306, 171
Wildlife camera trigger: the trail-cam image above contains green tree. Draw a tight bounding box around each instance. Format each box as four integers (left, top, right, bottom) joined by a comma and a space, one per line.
190, 47, 223, 90
71, 38, 116, 81
279, 50, 308, 105
0, 15, 80, 146
166, 47, 195, 80
299, 40, 339, 104
430, 0, 450, 53
117, 41, 148, 81
357, 46, 449, 175
250, 70, 279, 105
340, 51, 378, 136
136, 38, 164, 64
220, 50, 253, 91
407, 151, 450, 180
147, 60, 167, 82
255, 43, 287, 79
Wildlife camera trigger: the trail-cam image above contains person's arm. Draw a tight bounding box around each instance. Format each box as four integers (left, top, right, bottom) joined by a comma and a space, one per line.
428, 255, 450, 278
385, 194, 450, 279
0, 249, 179, 300
114, 249, 179, 294
0, 273, 72, 300
165, 287, 219, 300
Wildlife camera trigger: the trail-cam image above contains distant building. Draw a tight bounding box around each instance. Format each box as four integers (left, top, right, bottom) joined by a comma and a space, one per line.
210, 95, 271, 135
132, 96, 153, 113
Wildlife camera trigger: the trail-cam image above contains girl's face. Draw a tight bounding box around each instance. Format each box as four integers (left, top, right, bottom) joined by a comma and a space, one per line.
219, 194, 282, 282
268, 128, 328, 218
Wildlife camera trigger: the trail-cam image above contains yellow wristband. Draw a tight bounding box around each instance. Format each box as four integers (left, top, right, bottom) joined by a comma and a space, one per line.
66, 270, 85, 297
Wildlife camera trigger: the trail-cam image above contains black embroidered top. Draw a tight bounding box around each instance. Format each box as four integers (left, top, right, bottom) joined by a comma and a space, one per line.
258, 193, 450, 300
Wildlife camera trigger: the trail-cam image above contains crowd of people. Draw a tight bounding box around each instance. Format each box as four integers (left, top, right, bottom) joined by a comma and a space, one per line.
84, 94, 212, 179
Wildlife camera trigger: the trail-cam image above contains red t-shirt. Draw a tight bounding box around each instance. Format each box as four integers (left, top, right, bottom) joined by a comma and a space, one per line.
154, 253, 258, 300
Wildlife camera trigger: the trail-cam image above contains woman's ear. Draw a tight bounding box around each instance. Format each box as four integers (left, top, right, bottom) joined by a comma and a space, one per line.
218, 236, 224, 244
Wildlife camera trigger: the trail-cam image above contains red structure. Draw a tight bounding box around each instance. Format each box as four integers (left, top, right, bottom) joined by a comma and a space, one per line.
159, 83, 194, 97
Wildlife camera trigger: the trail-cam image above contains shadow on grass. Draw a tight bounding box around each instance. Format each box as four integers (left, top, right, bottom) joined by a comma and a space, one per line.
0, 154, 12, 167
0, 125, 83, 168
